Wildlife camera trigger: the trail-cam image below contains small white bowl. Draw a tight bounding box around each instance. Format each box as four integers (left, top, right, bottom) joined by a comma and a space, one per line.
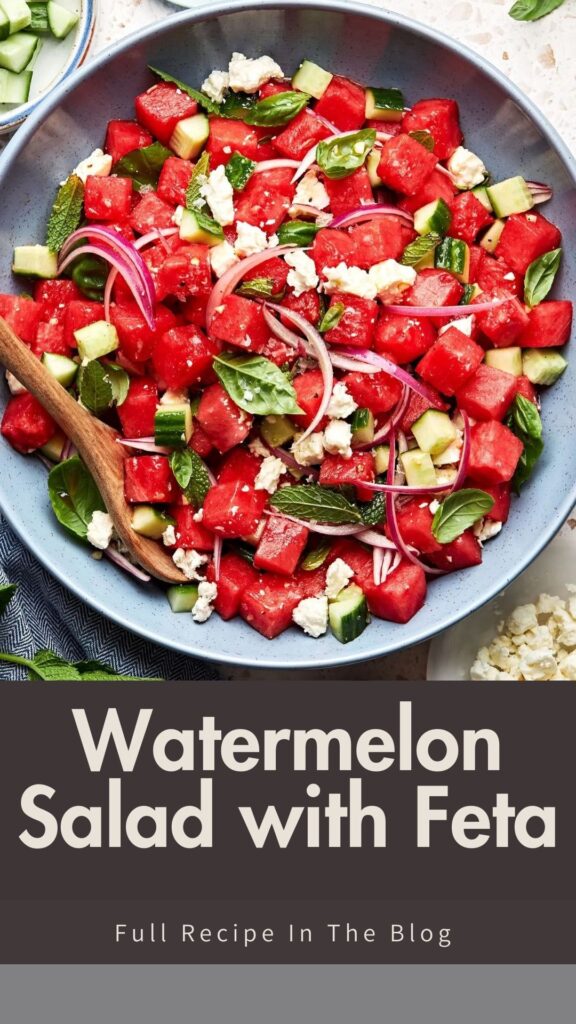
0, 0, 96, 135
427, 523, 576, 680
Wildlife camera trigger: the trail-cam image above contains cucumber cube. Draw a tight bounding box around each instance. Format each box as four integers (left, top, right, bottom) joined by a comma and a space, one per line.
485, 347, 522, 377
400, 448, 437, 488
471, 185, 493, 212
74, 320, 119, 361
522, 349, 567, 387
179, 208, 224, 246
41, 352, 78, 387
351, 407, 375, 444
414, 198, 451, 237
480, 219, 505, 253
434, 236, 470, 283
365, 87, 404, 122
154, 404, 193, 448
374, 444, 390, 475
131, 505, 175, 540
0, 66, 32, 103
40, 430, 66, 462
487, 176, 534, 218
366, 149, 382, 187
411, 410, 457, 457
292, 59, 332, 100
329, 584, 369, 644
260, 414, 295, 447
169, 113, 209, 160
12, 244, 58, 278
0, 0, 32, 34
167, 584, 200, 613
0, 32, 39, 74
47, 1, 79, 39
0, 9, 9, 40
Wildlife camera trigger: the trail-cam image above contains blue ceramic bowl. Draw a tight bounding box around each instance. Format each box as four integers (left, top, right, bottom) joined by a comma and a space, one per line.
0, 0, 575, 669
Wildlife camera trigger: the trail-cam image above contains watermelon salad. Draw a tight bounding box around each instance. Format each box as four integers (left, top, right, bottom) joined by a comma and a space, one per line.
0, 53, 572, 643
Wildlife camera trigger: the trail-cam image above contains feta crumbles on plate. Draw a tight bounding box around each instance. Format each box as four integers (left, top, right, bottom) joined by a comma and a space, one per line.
172, 548, 209, 581
446, 146, 487, 190
200, 165, 235, 226
284, 249, 319, 296
192, 581, 218, 623
292, 595, 329, 638
86, 511, 114, 551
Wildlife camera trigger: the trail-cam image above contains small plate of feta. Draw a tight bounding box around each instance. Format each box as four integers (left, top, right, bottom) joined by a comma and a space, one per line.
427, 523, 576, 681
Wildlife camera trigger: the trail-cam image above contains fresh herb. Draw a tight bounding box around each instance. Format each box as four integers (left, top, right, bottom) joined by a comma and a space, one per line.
236, 277, 278, 300
233, 542, 255, 565
224, 152, 256, 191
509, 0, 565, 22
169, 449, 211, 508
213, 353, 303, 416
0, 583, 17, 615
185, 151, 210, 212
301, 542, 331, 570
148, 66, 221, 114
318, 301, 345, 333
70, 254, 107, 301
45, 174, 84, 253
408, 130, 435, 152
79, 360, 113, 415
47, 456, 105, 541
105, 362, 130, 407
192, 208, 225, 242
524, 247, 562, 307
219, 90, 258, 119
0, 650, 160, 680
505, 393, 544, 491
316, 128, 376, 180
401, 232, 441, 267
360, 493, 386, 527
277, 219, 320, 246
270, 484, 364, 524
431, 488, 495, 544
113, 141, 172, 192
244, 90, 311, 127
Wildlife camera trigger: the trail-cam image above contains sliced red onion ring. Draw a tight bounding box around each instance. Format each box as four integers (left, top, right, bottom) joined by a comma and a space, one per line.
336, 346, 445, 407
357, 530, 397, 549
373, 546, 384, 585
359, 480, 450, 495
103, 226, 179, 321
117, 437, 171, 454
206, 245, 298, 328
312, 112, 340, 133
452, 409, 471, 491
264, 510, 366, 536
35, 453, 53, 471
60, 226, 156, 321
61, 437, 77, 461
264, 302, 333, 441
375, 131, 395, 143
385, 431, 444, 577
263, 305, 308, 355
269, 444, 319, 480
330, 203, 414, 229
526, 180, 553, 204
253, 158, 300, 173
59, 242, 156, 331
202, 464, 222, 582
104, 546, 151, 582
383, 298, 507, 317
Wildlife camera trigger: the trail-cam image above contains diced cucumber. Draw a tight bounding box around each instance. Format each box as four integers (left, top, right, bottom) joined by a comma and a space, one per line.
154, 404, 193, 448
0, 66, 32, 103
292, 59, 332, 100
434, 236, 470, 283
414, 198, 451, 237
365, 86, 404, 122
487, 176, 533, 218
485, 347, 522, 377
461, 282, 482, 303
260, 414, 295, 447
0, 8, 9, 40
0, 0, 31, 34
471, 185, 493, 212
169, 113, 209, 160
480, 218, 505, 254
411, 410, 457, 457
41, 351, 78, 386
74, 320, 119, 361
131, 504, 175, 540
351, 407, 375, 445
400, 448, 437, 488
522, 349, 567, 387
46, 0, 78, 39
40, 430, 66, 461
28, 2, 50, 33
374, 444, 390, 475
167, 583, 199, 613
0, 32, 39, 74
366, 149, 382, 187
329, 583, 369, 644
12, 244, 57, 278
179, 208, 224, 246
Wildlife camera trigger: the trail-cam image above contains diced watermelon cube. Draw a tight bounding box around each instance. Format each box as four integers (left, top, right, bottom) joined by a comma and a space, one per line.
399, 385, 448, 432
32, 321, 69, 357
182, 294, 209, 330
117, 378, 158, 438
375, 311, 436, 363
314, 75, 366, 131
0, 295, 42, 344
281, 288, 322, 325
348, 218, 404, 268
207, 118, 275, 168
209, 293, 269, 352
111, 301, 178, 364
189, 421, 214, 458
449, 191, 493, 244
84, 175, 132, 221
196, 383, 253, 453
417, 326, 484, 396
261, 334, 300, 367
474, 293, 529, 347
202, 481, 267, 538
397, 169, 456, 215
152, 324, 220, 389
273, 109, 332, 161
243, 256, 289, 295
406, 268, 464, 311
156, 244, 212, 302
324, 167, 373, 216
364, 560, 427, 622
105, 120, 153, 165
515, 375, 538, 404
428, 529, 483, 571
167, 506, 215, 551
517, 300, 572, 348
342, 370, 404, 415
377, 134, 438, 196
1, 393, 56, 453
254, 515, 310, 576
124, 455, 177, 503
234, 171, 294, 233
385, 499, 442, 554
206, 552, 258, 619
456, 364, 518, 421
240, 573, 301, 638
292, 368, 329, 429
402, 98, 463, 160
217, 448, 262, 486
495, 211, 562, 276
157, 155, 194, 206
467, 421, 524, 486
135, 82, 198, 146
34, 279, 81, 323
312, 228, 356, 276
129, 192, 175, 234
326, 538, 373, 589
64, 299, 103, 349
324, 292, 378, 348
319, 451, 376, 502
475, 253, 522, 297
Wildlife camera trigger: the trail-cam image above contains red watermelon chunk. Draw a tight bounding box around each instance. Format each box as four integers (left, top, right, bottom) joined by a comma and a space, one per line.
34, 279, 81, 323
515, 375, 538, 404
467, 421, 524, 486
217, 448, 262, 486
240, 573, 301, 638
292, 368, 329, 429
377, 134, 438, 196
273, 109, 332, 161
399, 386, 448, 432
314, 75, 366, 131
406, 268, 464, 312
475, 253, 522, 297
0, 295, 42, 345
168, 506, 215, 551
32, 321, 69, 357
202, 481, 267, 537
206, 552, 258, 620
117, 378, 158, 438
254, 516, 310, 576
384, 499, 442, 554
209, 293, 269, 352
342, 370, 404, 415
281, 288, 322, 325
111, 301, 178, 364
456, 364, 517, 421
124, 455, 177, 503
474, 293, 529, 347
324, 292, 378, 348
152, 324, 220, 389
464, 480, 511, 523
495, 211, 561, 276
428, 529, 483, 571
156, 244, 212, 303
319, 451, 376, 502
207, 117, 275, 167
105, 120, 153, 164
84, 175, 132, 221
517, 300, 572, 348
417, 326, 484, 396
348, 218, 404, 267
324, 167, 373, 215
129, 192, 175, 234
196, 383, 253, 452
135, 82, 198, 145
157, 155, 194, 206
312, 228, 356, 276
363, 560, 427, 623
63, 299, 103, 350
449, 191, 493, 244
397, 169, 456, 214
402, 98, 463, 160
1, 394, 56, 453
375, 311, 436, 363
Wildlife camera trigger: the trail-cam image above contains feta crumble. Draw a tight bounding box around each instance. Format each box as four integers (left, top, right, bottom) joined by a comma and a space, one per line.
439, 315, 475, 338
235, 220, 269, 257
201, 69, 230, 103
446, 146, 487, 190
71, 149, 112, 183
192, 581, 218, 623
210, 240, 239, 278
86, 511, 114, 551
249, 436, 272, 459
323, 261, 376, 300
323, 419, 353, 458
325, 558, 354, 600
293, 595, 329, 638
172, 548, 209, 581
200, 165, 235, 226
291, 431, 325, 466
285, 249, 319, 296
473, 519, 503, 544
293, 170, 330, 210
228, 52, 284, 94
254, 455, 285, 494
326, 382, 357, 420
368, 259, 417, 302
162, 525, 177, 547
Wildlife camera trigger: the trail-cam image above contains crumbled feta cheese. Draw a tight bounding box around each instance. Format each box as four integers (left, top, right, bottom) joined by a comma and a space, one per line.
558, 650, 576, 680
368, 259, 417, 302
86, 511, 114, 551
446, 146, 487, 190
323, 261, 376, 300
201, 69, 230, 103
254, 455, 285, 494
323, 419, 353, 458
473, 519, 503, 544
291, 431, 325, 466
5, 370, 27, 395
268, 233, 279, 247
162, 525, 177, 547
285, 249, 319, 296
228, 52, 284, 94
192, 580, 218, 623
536, 592, 563, 616
234, 220, 268, 257
326, 382, 357, 420
171, 205, 184, 227
293, 170, 330, 210
518, 649, 558, 681
507, 603, 538, 636
72, 148, 112, 183
292, 595, 328, 638
193, 508, 204, 523
249, 436, 272, 459
325, 558, 354, 600
429, 499, 440, 515
173, 548, 209, 581
200, 165, 235, 226
210, 240, 239, 278
439, 315, 475, 338
160, 388, 189, 406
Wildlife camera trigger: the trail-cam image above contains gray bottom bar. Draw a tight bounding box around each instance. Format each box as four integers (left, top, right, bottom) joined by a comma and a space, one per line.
0, 965, 574, 1023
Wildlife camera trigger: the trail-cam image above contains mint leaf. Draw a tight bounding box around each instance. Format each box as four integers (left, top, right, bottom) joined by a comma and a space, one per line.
432, 488, 495, 544
185, 151, 210, 212
318, 302, 345, 333
277, 220, 320, 246
45, 175, 84, 253
224, 152, 256, 191
48, 456, 105, 541
0, 583, 17, 615
78, 360, 114, 414
74, 660, 162, 680
316, 128, 376, 180
244, 91, 311, 127
113, 141, 172, 192
219, 90, 258, 119
360, 493, 386, 527
270, 485, 364, 525
170, 449, 211, 508
401, 233, 441, 267
28, 651, 83, 681
408, 130, 435, 152
509, 0, 565, 22
70, 254, 107, 301
524, 247, 562, 307
213, 353, 303, 416
236, 277, 277, 300
301, 542, 331, 570
105, 362, 130, 407
148, 66, 221, 114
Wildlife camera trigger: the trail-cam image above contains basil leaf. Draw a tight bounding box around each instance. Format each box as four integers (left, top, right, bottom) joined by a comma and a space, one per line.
70, 254, 107, 301
236, 277, 277, 300
318, 301, 345, 333
113, 141, 172, 192
169, 449, 194, 490
79, 360, 113, 415
45, 174, 84, 253
316, 128, 376, 180
170, 449, 211, 507
224, 152, 256, 191
509, 0, 565, 22
505, 393, 544, 491
301, 542, 331, 570
408, 130, 435, 152
244, 90, 310, 127
277, 219, 320, 246
401, 233, 441, 267
0, 583, 17, 615
524, 247, 562, 307
105, 362, 130, 407
213, 353, 303, 416
148, 66, 221, 114
432, 488, 495, 544
271, 484, 364, 525
185, 151, 210, 212
360, 493, 386, 527
48, 456, 106, 541
219, 90, 258, 119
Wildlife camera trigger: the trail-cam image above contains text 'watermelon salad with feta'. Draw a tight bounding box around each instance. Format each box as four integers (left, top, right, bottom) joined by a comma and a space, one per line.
1, 52, 572, 642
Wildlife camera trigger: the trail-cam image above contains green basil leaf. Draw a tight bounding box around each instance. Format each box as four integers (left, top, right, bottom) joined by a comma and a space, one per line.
508, 0, 565, 22
316, 128, 376, 180
271, 484, 364, 525
301, 542, 331, 570
401, 232, 441, 267
113, 141, 172, 192
148, 66, 221, 114
45, 174, 84, 253
513, 433, 544, 491
236, 277, 277, 300
170, 449, 211, 508
224, 151, 256, 191
78, 360, 114, 415
360, 493, 386, 527
277, 219, 320, 246
219, 90, 258, 119
70, 254, 107, 301
408, 130, 435, 152
244, 90, 310, 127
524, 247, 562, 307
505, 393, 544, 491
170, 449, 193, 490
213, 353, 303, 415
105, 362, 130, 407
0, 583, 17, 615
48, 456, 106, 541
432, 488, 495, 544
318, 301, 345, 333
185, 151, 210, 212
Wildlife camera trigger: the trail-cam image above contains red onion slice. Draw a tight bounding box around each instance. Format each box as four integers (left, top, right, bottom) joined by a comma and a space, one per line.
291, 129, 371, 183
202, 464, 222, 582
359, 480, 451, 495
312, 112, 340, 133
357, 530, 397, 549
206, 245, 298, 328
452, 409, 471, 491
526, 180, 553, 204
385, 431, 445, 577
373, 546, 384, 585
253, 158, 300, 173
264, 303, 333, 441
353, 385, 410, 451
117, 438, 171, 454
59, 242, 156, 331
336, 346, 445, 407
60, 226, 156, 316
264, 510, 366, 536
330, 203, 414, 229
384, 298, 507, 317
104, 546, 151, 582
269, 444, 319, 480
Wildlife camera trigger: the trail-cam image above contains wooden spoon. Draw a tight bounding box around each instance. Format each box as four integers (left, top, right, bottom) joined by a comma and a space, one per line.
0, 316, 186, 584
